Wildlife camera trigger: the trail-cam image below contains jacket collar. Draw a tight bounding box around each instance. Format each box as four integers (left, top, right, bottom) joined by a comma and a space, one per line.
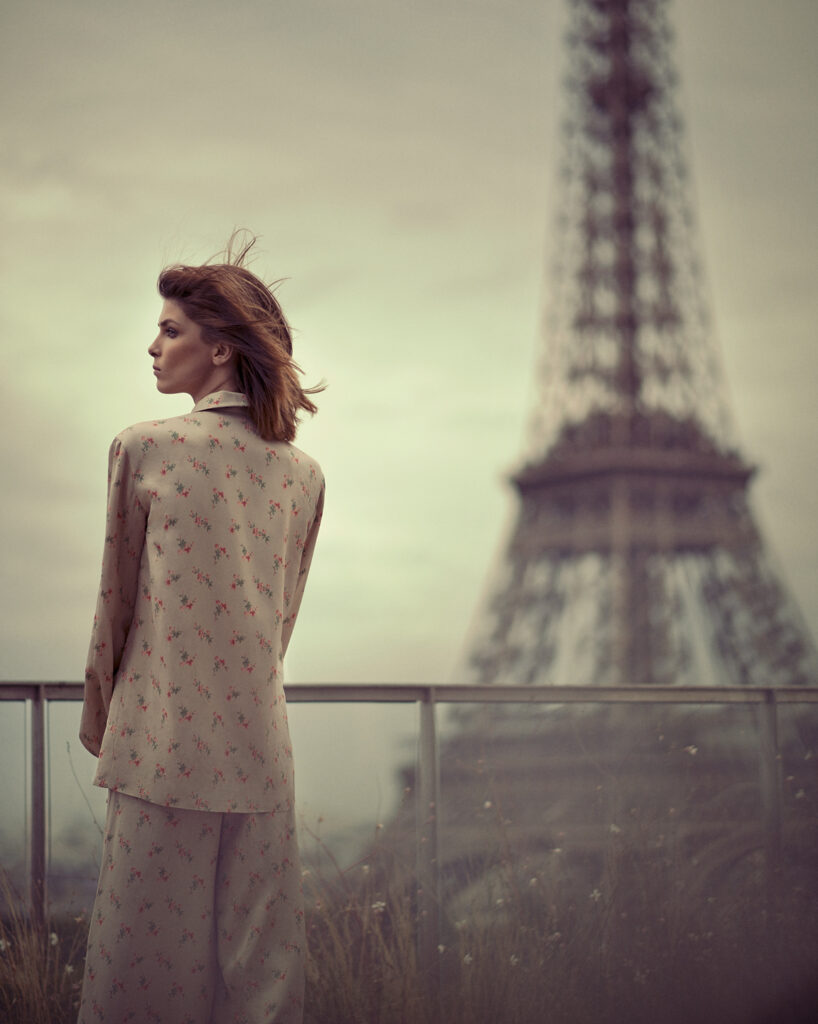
191, 390, 249, 413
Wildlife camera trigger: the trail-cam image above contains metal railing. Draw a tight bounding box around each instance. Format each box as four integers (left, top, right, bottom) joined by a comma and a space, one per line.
2, 681, 818, 994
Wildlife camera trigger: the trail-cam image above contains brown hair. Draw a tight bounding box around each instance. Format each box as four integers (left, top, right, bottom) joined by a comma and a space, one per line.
157, 232, 323, 441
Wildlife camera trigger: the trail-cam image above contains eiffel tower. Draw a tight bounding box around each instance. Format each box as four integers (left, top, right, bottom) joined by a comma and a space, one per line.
464, 0, 818, 692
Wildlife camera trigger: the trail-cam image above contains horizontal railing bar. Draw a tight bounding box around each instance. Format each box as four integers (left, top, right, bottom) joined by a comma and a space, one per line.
1, 682, 818, 705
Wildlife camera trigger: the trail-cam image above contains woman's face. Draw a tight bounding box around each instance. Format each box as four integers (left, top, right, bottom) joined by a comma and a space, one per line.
149, 300, 233, 402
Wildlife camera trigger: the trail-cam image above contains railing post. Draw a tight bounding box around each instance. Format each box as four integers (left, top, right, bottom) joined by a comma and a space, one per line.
758, 690, 782, 912
30, 684, 47, 931
416, 686, 441, 1007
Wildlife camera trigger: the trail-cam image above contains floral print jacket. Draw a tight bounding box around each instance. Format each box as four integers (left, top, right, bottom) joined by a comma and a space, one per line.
80, 391, 324, 812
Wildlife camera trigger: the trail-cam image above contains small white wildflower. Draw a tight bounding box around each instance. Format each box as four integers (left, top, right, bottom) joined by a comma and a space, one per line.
437, 944, 446, 954
361, 864, 370, 875
795, 789, 806, 800
528, 877, 538, 887
371, 900, 386, 913
375, 822, 383, 831
301, 869, 311, 878
589, 888, 602, 903
463, 953, 473, 965
510, 954, 520, 967
609, 823, 622, 834
483, 800, 492, 810
0, 939, 9, 952
551, 847, 562, 855
64, 964, 74, 975
683, 745, 698, 756
454, 919, 466, 931
495, 897, 504, 907
49, 932, 59, 947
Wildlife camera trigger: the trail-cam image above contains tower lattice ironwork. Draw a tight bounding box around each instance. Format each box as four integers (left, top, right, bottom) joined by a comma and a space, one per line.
465, 0, 817, 691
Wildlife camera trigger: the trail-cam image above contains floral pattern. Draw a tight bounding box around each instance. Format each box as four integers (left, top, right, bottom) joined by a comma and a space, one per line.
80, 391, 325, 814
78, 790, 304, 1023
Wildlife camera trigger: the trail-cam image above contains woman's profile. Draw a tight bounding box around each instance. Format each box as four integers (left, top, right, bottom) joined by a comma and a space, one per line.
78, 233, 325, 1024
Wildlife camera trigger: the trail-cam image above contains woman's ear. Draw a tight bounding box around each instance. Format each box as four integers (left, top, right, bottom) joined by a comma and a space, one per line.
211, 341, 235, 367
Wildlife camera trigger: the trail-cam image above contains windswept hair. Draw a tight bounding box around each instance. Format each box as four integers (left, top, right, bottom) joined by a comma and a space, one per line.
157, 232, 323, 442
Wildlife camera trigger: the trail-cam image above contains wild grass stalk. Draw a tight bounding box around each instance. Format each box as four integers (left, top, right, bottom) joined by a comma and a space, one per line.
0, 870, 86, 1024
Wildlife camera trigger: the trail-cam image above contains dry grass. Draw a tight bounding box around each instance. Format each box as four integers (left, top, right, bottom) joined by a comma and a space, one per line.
2, 826, 817, 1024
0, 871, 86, 1024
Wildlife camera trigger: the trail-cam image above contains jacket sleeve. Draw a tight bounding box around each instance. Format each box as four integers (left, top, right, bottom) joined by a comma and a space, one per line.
80, 437, 147, 756
281, 478, 325, 659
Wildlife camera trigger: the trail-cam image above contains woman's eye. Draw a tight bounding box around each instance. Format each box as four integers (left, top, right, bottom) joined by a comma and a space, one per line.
166, 328, 178, 338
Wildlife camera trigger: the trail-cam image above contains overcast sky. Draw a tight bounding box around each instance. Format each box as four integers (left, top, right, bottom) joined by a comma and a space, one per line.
1, 1, 816, 833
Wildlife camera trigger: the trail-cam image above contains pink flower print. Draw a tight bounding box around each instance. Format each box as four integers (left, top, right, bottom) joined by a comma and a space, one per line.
146, 733, 159, 751
236, 712, 250, 730
213, 542, 228, 562
211, 487, 227, 506
195, 679, 212, 699
147, 841, 163, 858
140, 435, 157, 453
179, 594, 195, 611
190, 874, 206, 893
290, 500, 300, 516
225, 465, 238, 481
193, 734, 211, 754
179, 649, 195, 666
153, 541, 165, 556
154, 763, 167, 780
240, 544, 252, 562
230, 573, 244, 590
162, 515, 178, 531
194, 567, 213, 588
267, 499, 282, 517
250, 522, 270, 543
195, 623, 213, 644
164, 571, 181, 586
166, 626, 182, 642
189, 510, 211, 531
228, 517, 240, 533
240, 656, 255, 674
225, 685, 241, 702
142, 641, 154, 657
232, 437, 247, 453
207, 434, 223, 451
243, 600, 257, 617
175, 482, 191, 498
170, 431, 187, 444
229, 630, 245, 646
187, 455, 210, 476
265, 447, 280, 464
214, 599, 229, 618
246, 467, 266, 489
177, 537, 192, 553
177, 705, 193, 722
129, 749, 142, 767
136, 694, 149, 711
159, 459, 176, 476
224, 742, 238, 758
236, 490, 248, 507
211, 712, 224, 730
213, 655, 227, 672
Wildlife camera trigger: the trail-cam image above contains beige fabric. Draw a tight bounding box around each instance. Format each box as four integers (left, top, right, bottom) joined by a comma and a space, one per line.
80, 391, 324, 813
78, 790, 305, 1024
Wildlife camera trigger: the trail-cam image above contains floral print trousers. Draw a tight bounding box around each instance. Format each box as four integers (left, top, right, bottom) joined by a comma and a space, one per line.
78, 791, 304, 1024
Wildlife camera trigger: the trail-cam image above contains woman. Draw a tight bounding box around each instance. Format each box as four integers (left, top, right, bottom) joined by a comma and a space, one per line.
78, 235, 325, 1024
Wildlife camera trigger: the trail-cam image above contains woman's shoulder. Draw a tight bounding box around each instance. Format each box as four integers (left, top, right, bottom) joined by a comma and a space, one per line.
112, 409, 208, 454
